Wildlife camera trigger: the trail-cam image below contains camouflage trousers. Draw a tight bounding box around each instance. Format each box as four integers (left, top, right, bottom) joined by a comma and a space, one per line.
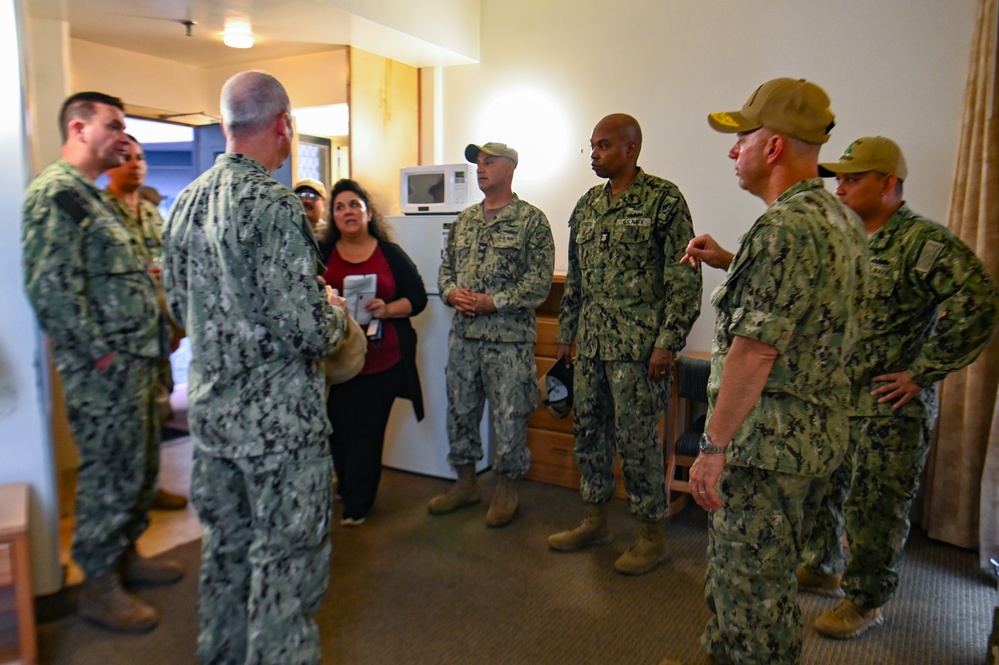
573, 356, 669, 520
445, 333, 537, 477
191, 443, 333, 665
61, 354, 159, 578
702, 465, 825, 665
801, 415, 930, 609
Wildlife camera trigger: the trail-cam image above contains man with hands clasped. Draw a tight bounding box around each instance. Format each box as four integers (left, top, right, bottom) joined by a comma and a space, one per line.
428, 141, 555, 528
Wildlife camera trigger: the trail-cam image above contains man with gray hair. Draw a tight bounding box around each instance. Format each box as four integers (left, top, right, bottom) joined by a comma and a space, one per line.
163, 71, 348, 665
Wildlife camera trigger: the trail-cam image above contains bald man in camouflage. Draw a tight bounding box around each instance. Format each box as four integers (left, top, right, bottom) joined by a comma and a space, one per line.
163, 71, 348, 665
548, 114, 701, 575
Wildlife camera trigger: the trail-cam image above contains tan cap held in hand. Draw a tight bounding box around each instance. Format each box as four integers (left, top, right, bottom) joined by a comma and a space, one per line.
708, 77, 835, 145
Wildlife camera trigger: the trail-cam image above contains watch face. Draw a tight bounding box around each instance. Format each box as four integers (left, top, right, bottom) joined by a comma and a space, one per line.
699, 433, 710, 451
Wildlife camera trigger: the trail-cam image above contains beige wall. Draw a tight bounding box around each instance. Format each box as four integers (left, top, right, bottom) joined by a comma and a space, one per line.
440, 0, 979, 352
70, 39, 348, 123
349, 47, 419, 216
70, 39, 214, 121
207, 49, 349, 115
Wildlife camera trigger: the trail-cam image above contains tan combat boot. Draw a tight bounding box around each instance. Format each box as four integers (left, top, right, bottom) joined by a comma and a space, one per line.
795, 565, 844, 597
814, 598, 884, 639
120, 544, 184, 585
485, 475, 519, 527
427, 464, 481, 514
78, 571, 159, 633
547, 503, 612, 551
614, 519, 667, 574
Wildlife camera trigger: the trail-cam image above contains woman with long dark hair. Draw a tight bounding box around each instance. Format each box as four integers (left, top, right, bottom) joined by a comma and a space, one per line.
322, 179, 427, 525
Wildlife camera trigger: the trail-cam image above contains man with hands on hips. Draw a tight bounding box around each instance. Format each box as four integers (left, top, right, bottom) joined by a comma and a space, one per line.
660, 78, 867, 665
797, 136, 999, 641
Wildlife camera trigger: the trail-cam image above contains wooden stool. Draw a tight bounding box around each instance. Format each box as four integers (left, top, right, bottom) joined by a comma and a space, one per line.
0, 483, 36, 665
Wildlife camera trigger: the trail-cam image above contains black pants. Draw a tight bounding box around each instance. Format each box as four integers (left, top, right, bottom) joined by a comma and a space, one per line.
327, 362, 401, 520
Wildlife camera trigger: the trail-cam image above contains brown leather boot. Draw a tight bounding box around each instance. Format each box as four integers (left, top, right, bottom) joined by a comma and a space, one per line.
120, 544, 184, 585
485, 475, 519, 527
151, 487, 189, 511
427, 464, 481, 515
78, 571, 159, 633
547, 503, 612, 551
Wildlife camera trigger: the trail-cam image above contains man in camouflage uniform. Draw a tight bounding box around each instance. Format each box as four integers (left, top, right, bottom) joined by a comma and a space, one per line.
162, 71, 348, 665
661, 78, 868, 665
428, 141, 555, 527
104, 134, 189, 511
548, 114, 701, 575
798, 136, 999, 639
22, 92, 180, 633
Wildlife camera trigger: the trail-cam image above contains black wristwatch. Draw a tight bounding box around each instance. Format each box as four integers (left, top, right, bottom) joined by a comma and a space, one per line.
699, 433, 727, 455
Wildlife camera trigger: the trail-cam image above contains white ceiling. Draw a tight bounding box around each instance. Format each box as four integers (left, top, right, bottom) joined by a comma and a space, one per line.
27, 0, 477, 69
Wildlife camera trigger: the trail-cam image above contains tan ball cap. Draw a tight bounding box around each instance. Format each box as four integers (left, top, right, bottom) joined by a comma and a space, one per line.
818, 136, 908, 181
465, 142, 519, 167
294, 178, 327, 199
708, 77, 835, 144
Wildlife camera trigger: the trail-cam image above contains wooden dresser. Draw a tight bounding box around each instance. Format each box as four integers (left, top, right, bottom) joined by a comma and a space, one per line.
525, 274, 629, 498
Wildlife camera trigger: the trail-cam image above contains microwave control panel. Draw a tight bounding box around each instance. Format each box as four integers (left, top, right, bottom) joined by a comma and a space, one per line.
453, 170, 467, 205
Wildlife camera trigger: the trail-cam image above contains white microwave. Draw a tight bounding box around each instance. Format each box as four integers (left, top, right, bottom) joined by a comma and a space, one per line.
400, 163, 481, 215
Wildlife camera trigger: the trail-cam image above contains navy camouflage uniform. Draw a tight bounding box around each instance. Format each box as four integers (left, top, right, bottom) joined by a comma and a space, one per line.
557, 169, 701, 520
22, 159, 167, 579
802, 204, 999, 611
104, 191, 180, 417
163, 153, 347, 665
439, 195, 555, 478
702, 179, 867, 664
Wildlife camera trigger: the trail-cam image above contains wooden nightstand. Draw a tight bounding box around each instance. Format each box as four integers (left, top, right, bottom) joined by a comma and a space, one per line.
0, 483, 36, 665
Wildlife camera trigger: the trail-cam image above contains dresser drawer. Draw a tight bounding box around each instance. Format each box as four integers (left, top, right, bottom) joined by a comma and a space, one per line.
0, 542, 11, 586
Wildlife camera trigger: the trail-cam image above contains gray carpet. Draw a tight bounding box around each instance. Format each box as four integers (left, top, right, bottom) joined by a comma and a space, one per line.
38, 469, 995, 664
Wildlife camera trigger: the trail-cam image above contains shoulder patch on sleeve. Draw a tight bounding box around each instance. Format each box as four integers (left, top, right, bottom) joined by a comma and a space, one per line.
53, 190, 89, 224
914, 239, 944, 273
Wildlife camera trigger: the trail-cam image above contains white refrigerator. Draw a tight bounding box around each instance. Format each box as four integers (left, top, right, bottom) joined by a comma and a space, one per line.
382, 215, 494, 478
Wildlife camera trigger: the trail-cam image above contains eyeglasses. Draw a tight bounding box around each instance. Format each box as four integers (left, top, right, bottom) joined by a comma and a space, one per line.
297, 190, 321, 200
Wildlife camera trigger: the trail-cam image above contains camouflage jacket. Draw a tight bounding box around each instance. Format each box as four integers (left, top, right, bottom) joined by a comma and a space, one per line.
162, 153, 347, 457
22, 159, 165, 372
439, 194, 555, 343
557, 169, 702, 360
103, 191, 164, 264
708, 179, 868, 477
851, 203, 999, 419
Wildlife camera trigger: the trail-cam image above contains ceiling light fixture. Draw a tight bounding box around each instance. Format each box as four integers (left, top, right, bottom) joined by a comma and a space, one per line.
222, 19, 254, 49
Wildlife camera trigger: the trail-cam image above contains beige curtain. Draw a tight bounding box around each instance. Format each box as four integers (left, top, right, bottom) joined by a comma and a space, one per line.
919, 0, 999, 571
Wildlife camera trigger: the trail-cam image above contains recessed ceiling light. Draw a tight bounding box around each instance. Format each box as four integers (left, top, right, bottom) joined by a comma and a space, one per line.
222, 31, 254, 48
222, 18, 254, 49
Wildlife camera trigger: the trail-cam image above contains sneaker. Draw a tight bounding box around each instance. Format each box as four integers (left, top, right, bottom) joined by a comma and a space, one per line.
814, 598, 884, 639
796, 565, 844, 597
339, 516, 366, 526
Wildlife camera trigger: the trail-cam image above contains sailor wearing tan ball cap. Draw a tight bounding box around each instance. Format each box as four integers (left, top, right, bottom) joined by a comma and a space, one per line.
798, 135, 999, 642
663, 77, 868, 665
